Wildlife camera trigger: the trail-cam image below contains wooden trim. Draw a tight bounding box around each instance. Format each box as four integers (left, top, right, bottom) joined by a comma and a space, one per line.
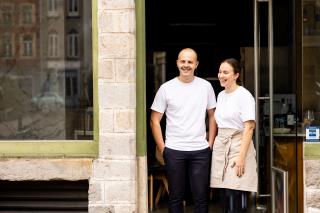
136, 0, 147, 157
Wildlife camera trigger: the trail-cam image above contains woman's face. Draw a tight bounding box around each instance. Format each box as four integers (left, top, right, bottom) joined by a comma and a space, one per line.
218, 62, 239, 89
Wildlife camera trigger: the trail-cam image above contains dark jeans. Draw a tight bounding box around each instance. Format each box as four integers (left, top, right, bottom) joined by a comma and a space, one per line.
163, 147, 211, 213
221, 189, 249, 213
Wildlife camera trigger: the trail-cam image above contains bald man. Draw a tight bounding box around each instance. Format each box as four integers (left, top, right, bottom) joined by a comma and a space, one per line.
150, 48, 217, 212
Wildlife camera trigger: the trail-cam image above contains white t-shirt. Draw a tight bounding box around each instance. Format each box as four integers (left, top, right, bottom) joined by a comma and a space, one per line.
151, 77, 216, 151
215, 86, 255, 130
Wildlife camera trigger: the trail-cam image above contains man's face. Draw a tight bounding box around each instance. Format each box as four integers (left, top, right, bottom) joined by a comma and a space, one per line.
176, 50, 199, 78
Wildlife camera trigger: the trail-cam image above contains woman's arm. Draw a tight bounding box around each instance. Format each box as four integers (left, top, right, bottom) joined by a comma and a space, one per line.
233, 120, 255, 177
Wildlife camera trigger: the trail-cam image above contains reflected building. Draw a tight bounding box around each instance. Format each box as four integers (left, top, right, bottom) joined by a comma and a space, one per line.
0, 0, 92, 140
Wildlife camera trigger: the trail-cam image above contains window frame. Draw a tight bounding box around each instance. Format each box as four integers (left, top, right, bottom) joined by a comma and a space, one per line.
0, 0, 98, 157
20, 3, 35, 26
1, 33, 14, 58
47, 0, 59, 17
67, 29, 80, 58
48, 32, 59, 58
0, 3, 14, 27
20, 34, 35, 58
68, 0, 80, 17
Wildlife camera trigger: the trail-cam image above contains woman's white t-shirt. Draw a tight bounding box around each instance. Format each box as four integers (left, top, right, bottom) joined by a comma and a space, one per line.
151, 77, 216, 151
214, 86, 255, 130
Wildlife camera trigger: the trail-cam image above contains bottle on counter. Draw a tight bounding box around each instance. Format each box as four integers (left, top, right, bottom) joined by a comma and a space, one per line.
286, 99, 295, 131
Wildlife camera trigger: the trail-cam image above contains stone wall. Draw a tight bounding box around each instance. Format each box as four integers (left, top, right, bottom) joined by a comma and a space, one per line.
305, 160, 320, 212
89, 0, 138, 212
0, 158, 92, 180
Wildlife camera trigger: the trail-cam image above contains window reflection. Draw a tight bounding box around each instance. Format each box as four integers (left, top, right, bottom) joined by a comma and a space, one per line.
22, 35, 34, 57
20, 4, 34, 25
1, 34, 14, 58
0, 3, 13, 26
47, 0, 58, 17
48, 32, 59, 58
0, 0, 93, 140
303, 0, 320, 127
67, 29, 79, 58
68, 0, 79, 17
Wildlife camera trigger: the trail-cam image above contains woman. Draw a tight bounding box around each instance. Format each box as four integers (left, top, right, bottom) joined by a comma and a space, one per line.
210, 58, 257, 212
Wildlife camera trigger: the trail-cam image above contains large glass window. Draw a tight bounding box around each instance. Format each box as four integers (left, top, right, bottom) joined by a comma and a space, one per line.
0, 0, 93, 140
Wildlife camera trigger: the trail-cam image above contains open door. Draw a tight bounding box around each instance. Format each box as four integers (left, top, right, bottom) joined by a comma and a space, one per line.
254, 0, 298, 212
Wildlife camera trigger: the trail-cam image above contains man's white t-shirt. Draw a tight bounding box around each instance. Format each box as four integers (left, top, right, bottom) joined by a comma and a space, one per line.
151, 77, 216, 151
214, 86, 255, 130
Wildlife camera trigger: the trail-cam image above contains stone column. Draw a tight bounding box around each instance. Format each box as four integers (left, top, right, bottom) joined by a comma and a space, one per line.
305, 160, 320, 212
89, 0, 137, 212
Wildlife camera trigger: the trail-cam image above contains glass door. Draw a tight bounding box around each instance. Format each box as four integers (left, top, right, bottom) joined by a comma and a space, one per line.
254, 0, 297, 212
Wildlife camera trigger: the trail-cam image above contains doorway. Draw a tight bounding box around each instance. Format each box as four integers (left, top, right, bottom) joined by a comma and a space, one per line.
145, 0, 299, 212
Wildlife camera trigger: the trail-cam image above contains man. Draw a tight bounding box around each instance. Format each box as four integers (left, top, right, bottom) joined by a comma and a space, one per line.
150, 48, 217, 212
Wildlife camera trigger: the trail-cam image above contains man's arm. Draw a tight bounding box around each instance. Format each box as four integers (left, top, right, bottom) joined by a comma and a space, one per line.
150, 110, 165, 153
207, 108, 217, 149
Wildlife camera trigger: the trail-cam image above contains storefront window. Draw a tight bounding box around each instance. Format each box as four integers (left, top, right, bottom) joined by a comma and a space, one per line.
303, 0, 320, 132
0, 0, 93, 140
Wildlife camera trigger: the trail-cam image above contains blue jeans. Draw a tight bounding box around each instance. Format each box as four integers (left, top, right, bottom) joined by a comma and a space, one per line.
163, 147, 212, 213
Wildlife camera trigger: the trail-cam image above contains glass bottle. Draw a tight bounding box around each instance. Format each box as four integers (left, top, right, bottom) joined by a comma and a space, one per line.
286, 99, 295, 130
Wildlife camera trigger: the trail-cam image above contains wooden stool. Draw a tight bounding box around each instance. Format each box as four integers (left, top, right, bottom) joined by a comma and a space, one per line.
148, 165, 168, 211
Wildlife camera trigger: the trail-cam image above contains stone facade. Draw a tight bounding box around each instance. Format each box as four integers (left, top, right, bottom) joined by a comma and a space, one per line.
89, 0, 139, 212
0, 0, 143, 212
1, 1, 319, 212
305, 160, 320, 212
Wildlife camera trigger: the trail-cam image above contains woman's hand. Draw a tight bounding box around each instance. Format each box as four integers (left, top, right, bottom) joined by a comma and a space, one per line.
231, 156, 245, 177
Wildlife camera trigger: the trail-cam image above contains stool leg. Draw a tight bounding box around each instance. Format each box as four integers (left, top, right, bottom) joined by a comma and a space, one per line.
161, 174, 169, 193
155, 185, 164, 206
149, 174, 154, 211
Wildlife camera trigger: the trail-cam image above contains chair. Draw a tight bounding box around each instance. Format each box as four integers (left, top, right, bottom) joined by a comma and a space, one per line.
148, 162, 169, 211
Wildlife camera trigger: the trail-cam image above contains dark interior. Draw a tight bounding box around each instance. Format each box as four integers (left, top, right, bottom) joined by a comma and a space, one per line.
146, 0, 253, 80
145, 1, 255, 206
145, 0, 294, 157
145, 0, 255, 164
145, 0, 295, 210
